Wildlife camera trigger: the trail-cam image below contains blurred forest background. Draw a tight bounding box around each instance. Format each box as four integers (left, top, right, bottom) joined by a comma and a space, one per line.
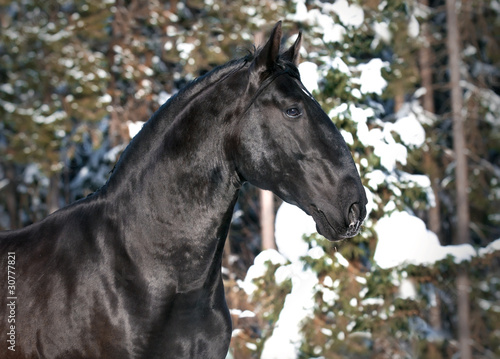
0, 0, 499, 358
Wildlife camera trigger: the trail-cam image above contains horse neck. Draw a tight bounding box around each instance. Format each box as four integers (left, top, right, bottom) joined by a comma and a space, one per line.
100, 69, 248, 290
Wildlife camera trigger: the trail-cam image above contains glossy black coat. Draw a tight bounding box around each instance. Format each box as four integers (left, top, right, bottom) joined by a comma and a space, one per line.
0, 22, 367, 358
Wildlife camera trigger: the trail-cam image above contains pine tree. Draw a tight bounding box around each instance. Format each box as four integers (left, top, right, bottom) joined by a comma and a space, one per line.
0, 0, 113, 227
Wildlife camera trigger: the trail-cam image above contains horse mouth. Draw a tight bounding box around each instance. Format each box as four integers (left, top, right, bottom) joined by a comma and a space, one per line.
310, 205, 361, 242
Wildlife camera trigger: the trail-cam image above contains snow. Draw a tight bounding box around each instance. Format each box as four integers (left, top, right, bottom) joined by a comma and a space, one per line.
371, 134, 408, 172
104, 144, 126, 163
329, 103, 348, 118
307, 245, 325, 260
157, 90, 172, 105
164, 41, 173, 51
0, 179, 9, 191
229, 309, 256, 319
366, 169, 386, 190
177, 42, 195, 60
313, 10, 346, 43
361, 297, 384, 306
298, 62, 319, 93
399, 172, 431, 188
323, 276, 334, 287
288, 0, 346, 44
328, 0, 364, 28
259, 203, 321, 358
239, 249, 288, 295
479, 238, 500, 256
364, 186, 377, 219
408, 16, 420, 38
340, 129, 354, 145
0, 83, 14, 95
392, 112, 426, 147
329, 57, 351, 75
274, 264, 294, 285
335, 252, 350, 268
357, 59, 388, 95
0, 99, 15, 113
33, 110, 66, 125
323, 23, 346, 44
260, 263, 318, 359
373, 211, 487, 269
127, 121, 145, 138
245, 343, 258, 351
399, 278, 417, 299
372, 21, 391, 46
275, 202, 316, 263
321, 328, 333, 336
98, 94, 112, 104
351, 88, 362, 99
39, 29, 71, 43
347, 99, 428, 172
355, 276, 367, 285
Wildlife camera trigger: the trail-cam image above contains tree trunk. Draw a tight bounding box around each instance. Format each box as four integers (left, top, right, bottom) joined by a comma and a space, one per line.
259, 189, 276, 250
418, 0, 442, 241
418, 0, 435, 116
417, 7, 443, 355
394, 89, 405, 113
446, 0, 472, 358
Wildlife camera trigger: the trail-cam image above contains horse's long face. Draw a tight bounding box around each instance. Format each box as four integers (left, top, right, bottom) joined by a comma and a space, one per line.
232, 23, 367, 241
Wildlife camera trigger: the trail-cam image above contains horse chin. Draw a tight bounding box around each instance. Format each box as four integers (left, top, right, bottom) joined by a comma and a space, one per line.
311, 208, 342, 242
314, 222, 341, 242
311, 206, 360, 242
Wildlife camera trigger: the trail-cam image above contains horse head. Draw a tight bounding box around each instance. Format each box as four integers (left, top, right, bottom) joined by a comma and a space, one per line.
230, 22, 367, 241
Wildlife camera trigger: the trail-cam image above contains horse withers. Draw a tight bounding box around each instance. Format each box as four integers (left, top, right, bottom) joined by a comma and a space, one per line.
0, 22, 366, 358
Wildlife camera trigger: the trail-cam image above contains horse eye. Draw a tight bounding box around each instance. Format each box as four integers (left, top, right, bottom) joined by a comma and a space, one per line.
285, 107, 302, 118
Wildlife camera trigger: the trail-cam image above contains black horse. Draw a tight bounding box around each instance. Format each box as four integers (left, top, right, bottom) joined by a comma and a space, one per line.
0, 22, 366, 358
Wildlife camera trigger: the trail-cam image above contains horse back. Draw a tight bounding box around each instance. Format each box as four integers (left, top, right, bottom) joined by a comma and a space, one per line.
0, 197, 141, 358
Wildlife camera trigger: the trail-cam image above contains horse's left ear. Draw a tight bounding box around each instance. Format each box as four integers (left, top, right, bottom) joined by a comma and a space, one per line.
251, 21, 283, 74
281, 32, 302, 66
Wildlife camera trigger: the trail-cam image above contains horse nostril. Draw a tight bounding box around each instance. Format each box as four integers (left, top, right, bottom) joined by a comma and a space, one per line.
348, 203, 361, 228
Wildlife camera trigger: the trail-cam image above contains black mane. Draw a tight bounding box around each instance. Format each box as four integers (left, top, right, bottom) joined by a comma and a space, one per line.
163, 46, 300, 113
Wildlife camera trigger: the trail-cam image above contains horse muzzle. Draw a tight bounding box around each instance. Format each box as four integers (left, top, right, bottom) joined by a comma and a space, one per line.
310, 202, 366, 241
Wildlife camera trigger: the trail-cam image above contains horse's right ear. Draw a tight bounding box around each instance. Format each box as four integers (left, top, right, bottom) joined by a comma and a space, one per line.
250, 21, 283, 76
281, 32, 302, 66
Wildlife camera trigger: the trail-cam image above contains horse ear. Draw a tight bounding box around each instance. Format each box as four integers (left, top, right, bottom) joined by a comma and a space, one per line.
282, 32, 302, 66
251, 21, 283, 74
